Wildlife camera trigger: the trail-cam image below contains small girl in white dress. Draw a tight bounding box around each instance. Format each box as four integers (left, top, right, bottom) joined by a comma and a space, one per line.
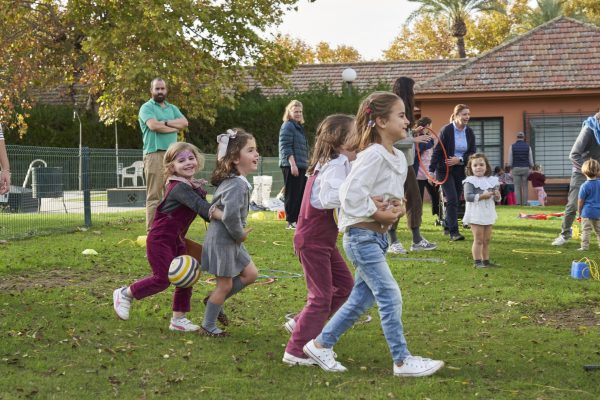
462, 153, 501, 268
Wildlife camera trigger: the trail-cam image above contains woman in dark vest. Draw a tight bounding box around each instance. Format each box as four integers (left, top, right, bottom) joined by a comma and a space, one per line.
429, 104, 476, 241
508, 132, 533, 206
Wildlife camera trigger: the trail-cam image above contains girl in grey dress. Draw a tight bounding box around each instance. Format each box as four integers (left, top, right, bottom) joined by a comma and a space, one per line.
201, 129, 259, 336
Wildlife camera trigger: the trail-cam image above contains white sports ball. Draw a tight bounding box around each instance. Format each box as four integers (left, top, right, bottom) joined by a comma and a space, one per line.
168, 255, 200, 288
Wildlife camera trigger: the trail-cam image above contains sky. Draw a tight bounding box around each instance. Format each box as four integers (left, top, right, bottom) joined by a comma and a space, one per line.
276, 0, 421, 61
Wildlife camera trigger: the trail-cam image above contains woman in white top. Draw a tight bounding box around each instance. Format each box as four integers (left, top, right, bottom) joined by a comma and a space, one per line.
303, 92, 445, 378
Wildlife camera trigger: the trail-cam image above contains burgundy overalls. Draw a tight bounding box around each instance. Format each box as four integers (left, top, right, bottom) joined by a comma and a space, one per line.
130, 181, 205, 312
285, 172, 354, 358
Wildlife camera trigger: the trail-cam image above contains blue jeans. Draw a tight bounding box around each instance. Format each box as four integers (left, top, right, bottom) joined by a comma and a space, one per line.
316, 227, 411, 363
561, 171, 586, 238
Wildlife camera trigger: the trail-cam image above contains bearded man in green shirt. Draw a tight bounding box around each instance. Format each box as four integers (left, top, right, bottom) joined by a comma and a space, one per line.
138, 78, 188, 231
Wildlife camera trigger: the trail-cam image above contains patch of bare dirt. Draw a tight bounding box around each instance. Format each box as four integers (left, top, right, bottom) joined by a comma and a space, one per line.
0, 268, 131, 292
535, 307, 600, 329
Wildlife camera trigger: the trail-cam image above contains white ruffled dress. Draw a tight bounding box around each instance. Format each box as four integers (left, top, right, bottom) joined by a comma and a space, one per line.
462, 176, 500, 226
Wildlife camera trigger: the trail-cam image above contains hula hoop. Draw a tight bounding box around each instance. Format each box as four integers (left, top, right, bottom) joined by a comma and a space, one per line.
272, 241, 286, 246
203, 276, 275, 285
511, 249, 562, 255
415, 127, 450, 186
258, 269, 303, 279
392, 257, 446, 263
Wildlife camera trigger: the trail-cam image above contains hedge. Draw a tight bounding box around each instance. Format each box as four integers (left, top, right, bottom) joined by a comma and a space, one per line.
5, 84, 388, 157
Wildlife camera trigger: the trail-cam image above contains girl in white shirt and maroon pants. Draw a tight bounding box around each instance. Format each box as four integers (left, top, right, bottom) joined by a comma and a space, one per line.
302, 92, 445, 378
282, 114, 356, 366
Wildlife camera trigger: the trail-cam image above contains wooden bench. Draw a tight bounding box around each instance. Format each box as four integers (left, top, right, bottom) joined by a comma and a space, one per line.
545, 183, 570, 197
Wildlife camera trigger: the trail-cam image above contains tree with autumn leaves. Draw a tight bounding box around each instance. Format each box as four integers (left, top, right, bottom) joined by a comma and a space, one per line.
385, 0, 600, 60
0, 0, 312, 135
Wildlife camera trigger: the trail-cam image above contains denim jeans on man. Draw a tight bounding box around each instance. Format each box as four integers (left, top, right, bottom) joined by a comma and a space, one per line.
315, 227, 411, 364
561, 171, 587, 239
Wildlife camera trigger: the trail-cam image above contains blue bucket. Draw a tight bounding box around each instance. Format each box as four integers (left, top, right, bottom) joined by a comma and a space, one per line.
571, 261, 590, 279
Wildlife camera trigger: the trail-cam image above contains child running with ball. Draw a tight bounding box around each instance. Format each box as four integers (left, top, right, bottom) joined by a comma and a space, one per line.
112, 142, 220, 332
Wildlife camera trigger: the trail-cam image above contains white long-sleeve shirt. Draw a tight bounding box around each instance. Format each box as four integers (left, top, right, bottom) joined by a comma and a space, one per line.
309, 154, 351, 209
338, 143, 407, 232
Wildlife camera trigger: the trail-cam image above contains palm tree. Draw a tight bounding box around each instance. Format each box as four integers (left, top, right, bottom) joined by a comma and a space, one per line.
524, 0, 572, 29
407, 0, 505, 58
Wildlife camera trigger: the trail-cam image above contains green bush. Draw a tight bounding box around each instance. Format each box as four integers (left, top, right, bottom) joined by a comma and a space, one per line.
5, 84, 389, 156
188, 83, 389, 157
4, 104, 142, 149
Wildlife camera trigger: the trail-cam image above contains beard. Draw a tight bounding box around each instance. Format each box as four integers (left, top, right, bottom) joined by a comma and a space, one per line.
152, 93, 166, 103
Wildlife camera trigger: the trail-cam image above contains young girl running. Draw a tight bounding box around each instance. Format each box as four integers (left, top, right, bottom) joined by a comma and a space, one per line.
282, 114, 356, 366
200, 129, 259, 336
462, 153, 501, 268
303, 92, 445, 377
113, 142, 219, 332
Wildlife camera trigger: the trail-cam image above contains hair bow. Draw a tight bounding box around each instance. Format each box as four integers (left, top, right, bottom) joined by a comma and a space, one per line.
216, 129, 237, 160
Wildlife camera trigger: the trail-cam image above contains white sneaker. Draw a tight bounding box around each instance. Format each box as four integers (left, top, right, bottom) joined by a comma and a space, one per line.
113, 287, 132, 320
169, 317, 200, 332
577, 247, 588, 251
303, 339, 347, 372
410, 239, 437, 251
282, 352, 317, 366
283, 318, 296, 334
552, 235, 568, 246
393, 355, 444, 377
286, 222, 297, 230
388, 241, 407, 254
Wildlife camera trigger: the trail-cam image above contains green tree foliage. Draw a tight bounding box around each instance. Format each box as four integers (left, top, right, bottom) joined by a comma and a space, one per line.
524, 0, 600, 28
0, 0, 309, 136
407, 0, 506, 58
384, 15, 457, 60
274, 36, 362, 64
314, 42, 362, 63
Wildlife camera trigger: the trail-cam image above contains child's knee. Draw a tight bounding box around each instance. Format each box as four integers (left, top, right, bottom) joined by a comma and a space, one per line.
243, 264, 259, 283
216, 279, 233, 294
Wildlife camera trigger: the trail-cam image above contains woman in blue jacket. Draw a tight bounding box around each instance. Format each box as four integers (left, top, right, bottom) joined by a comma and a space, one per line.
429, 104, 476, 241
278, 100, 309, 229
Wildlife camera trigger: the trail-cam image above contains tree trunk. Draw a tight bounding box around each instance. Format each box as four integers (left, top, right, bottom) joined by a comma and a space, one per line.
456, 36, 466, 58
452, 18, 468, 59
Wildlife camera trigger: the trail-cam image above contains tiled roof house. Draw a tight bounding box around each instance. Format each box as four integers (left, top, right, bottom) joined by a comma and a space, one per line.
248, 17, 600, 203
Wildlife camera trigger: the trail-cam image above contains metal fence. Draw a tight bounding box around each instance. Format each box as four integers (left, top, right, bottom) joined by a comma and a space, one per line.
0, 145, 284, 240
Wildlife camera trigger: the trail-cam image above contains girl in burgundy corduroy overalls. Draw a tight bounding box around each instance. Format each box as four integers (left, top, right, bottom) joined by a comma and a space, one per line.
283, 114, 355, 366
113, 142, 215, 332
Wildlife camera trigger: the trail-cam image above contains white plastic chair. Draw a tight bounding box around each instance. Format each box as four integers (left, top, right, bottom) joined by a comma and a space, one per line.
121, 161, 145, 187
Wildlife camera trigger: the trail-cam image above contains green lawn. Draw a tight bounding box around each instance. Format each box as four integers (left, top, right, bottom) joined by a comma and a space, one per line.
1, 206, 599, 399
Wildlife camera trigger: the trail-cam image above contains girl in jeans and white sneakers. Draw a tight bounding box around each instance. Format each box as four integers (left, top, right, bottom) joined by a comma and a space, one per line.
112, 142, 221, 332
303, 92, 445, 377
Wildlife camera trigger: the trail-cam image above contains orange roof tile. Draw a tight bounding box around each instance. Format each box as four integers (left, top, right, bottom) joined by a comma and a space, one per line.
417, 17, 600, 94
246, 59, 464, 96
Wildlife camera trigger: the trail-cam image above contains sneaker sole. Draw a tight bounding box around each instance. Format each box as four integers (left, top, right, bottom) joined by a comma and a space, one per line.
282, 357, 317, 366
394, 361, 445, 377
410, 246, 438, 252
112, 289, 129, 321
169, 324, 200, 332
283, 322, 294, 334
303, 344, 346, 372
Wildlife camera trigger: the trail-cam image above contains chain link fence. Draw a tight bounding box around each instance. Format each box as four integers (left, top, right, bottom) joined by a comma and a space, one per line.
0, 145, 284, 240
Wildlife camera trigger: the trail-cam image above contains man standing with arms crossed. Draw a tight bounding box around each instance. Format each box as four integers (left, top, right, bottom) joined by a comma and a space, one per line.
139, 78, 188, 231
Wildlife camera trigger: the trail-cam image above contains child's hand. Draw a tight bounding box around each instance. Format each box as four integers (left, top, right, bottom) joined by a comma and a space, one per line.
210, 207, 223, 221
373, 207, 402, 226
389, 199, 406, 218
371, 196, 389, 211
479, 192, 492, 200
413, 133, 432, 144
240, 227, 253, 242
